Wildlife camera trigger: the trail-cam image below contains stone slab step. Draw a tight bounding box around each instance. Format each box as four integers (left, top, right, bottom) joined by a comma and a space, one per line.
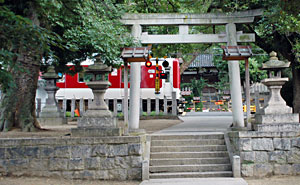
149, 171, 233, 179
150, 152, 229, 159
151, 134, 224, 140
151, 139, 225, 146
150, 157, 230, 166
151, 145, 227, 152
140, 178, 247, 185
150, 164, 232, 173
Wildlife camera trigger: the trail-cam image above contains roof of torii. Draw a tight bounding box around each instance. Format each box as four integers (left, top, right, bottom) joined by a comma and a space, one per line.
120, 9, 263, 44
121, 9, 263, 25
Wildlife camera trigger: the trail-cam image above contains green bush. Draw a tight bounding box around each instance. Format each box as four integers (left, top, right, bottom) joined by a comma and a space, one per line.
117, 112, 124, 117
150, 111, 156, 116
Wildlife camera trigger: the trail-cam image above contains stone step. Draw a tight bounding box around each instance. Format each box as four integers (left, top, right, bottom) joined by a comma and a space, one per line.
151, 145, 227, 152
150, 157, 230, 166
149, 171, 233, 179
151, 134, 224, 140
150, 151, 229, 159
151, 139, 225, 146
150, 164, 232, 173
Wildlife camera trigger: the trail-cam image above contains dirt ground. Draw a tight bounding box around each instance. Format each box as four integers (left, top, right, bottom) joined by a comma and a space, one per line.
0, 177, 140, 185
0, 119, 182, 138
1, 176, 300, 185
246, 176, 300, 185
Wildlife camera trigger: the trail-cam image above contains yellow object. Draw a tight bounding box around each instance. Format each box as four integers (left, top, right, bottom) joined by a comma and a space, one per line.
243, 105, 256, 113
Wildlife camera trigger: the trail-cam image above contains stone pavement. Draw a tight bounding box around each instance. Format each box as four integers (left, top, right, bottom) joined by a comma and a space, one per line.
140, 178, 248, 185
140, 112, 248, 185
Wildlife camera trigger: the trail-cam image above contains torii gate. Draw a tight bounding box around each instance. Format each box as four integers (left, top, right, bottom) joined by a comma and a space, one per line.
121, 9, 263, 131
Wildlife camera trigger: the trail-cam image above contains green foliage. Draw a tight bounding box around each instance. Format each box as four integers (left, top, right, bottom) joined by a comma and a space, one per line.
117, 112, 124, 117
150, 111, 156, 116
191, 78, 207, 97
0, 0, 134, 92
213, 48, 268, 88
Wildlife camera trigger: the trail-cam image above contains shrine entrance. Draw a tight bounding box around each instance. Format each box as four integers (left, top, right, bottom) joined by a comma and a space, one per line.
120, 9, 263, 131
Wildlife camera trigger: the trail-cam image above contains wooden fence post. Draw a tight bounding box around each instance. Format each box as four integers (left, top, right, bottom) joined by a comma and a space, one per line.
172, 92, 177, 115
71, 98, 75, 118
164, 96, 167, 115
155, 97, 159, 115
147, 98, 151, 115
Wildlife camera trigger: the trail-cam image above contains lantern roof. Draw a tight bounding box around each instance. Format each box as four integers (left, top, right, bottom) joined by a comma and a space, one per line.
262, 51, 290, 70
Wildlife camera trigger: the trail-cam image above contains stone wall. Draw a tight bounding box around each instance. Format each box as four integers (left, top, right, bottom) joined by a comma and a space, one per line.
229, 131, 300, 178
0, 136, 145, 180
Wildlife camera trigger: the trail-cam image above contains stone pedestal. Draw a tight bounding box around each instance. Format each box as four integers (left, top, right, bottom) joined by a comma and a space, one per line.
71, 63, 123, 137
255, 78, 298, 125
254, 51, 299, 130
38, 67, 67, 126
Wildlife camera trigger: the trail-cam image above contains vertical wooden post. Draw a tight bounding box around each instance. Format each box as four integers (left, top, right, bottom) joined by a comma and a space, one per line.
113, 98, 117, 116
172, 92, 177, 115
164, 96, 167, 115
245, 58, 251, 129
155, 97, 159, 115
147, 98, 151, 115
71, 98, 75, 118
255, 90, 260, 114
140, 98, 143, 116
124, 61, 129, 134
88, 98, 92, 110
79, 98, 84, 116
62, 98, 67, 118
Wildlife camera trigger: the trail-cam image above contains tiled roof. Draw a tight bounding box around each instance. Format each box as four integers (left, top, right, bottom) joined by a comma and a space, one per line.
189, 54, 215, 68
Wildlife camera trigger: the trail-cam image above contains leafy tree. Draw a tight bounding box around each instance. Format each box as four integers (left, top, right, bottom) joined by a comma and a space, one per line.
0, 0, 133, 131
211, 0, 300, 113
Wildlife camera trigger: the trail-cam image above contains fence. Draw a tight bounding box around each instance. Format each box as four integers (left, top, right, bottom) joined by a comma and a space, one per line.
36, 92, 178, 118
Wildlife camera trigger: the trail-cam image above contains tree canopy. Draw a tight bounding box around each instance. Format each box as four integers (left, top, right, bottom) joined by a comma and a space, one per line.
0, 0, 134, 131
0, 0, 133, 92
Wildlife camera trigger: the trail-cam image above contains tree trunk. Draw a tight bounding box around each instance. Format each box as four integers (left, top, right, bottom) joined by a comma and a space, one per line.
292, 64, 300, 115
179, 54, 198, 75
0, 2, 41, 132
0, 49, 41, 132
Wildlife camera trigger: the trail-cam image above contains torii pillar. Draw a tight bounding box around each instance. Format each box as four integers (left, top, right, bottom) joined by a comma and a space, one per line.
129, 24, 142, 131
226, 23, 245, 128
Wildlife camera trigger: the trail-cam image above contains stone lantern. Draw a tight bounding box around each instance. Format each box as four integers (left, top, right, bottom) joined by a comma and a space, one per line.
71, 59, 122, 137
38, 66, 67, 125
255, 51, 299, 131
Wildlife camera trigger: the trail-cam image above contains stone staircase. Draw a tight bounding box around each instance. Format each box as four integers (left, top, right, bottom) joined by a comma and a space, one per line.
149, 134, 233, 179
